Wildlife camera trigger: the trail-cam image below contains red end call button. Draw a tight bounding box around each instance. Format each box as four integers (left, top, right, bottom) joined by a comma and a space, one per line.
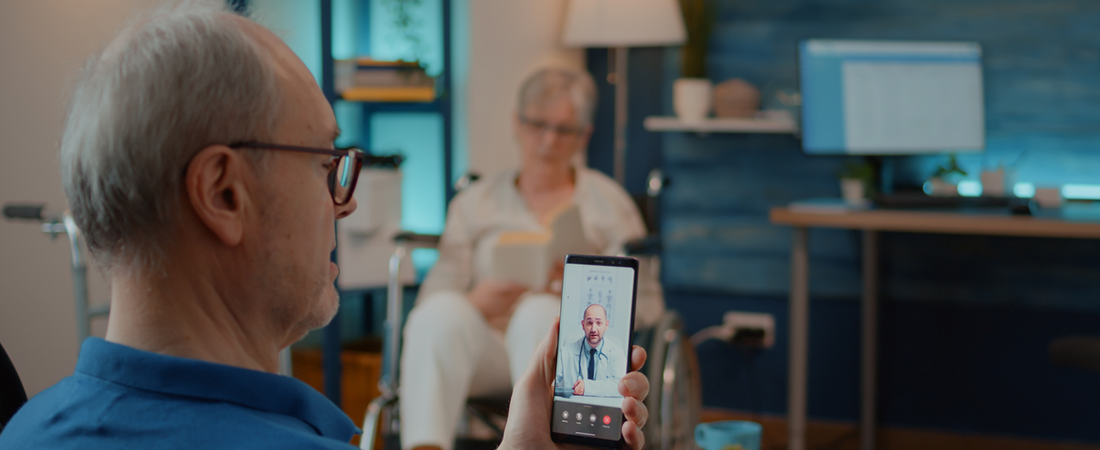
602, 415, 611, 425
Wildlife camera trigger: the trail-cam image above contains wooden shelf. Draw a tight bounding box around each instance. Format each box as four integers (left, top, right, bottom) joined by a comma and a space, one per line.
340, 86, 435, 102
644, 116, 799, 134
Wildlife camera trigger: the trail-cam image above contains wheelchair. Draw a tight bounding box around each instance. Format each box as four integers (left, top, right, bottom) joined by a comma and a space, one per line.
358, 171, 701, 450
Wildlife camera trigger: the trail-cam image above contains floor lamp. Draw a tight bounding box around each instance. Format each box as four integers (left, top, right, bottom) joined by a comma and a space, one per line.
561, 0, 686, 185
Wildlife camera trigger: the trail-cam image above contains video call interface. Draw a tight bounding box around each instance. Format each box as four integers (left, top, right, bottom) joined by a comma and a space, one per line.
552, 262, 636, 441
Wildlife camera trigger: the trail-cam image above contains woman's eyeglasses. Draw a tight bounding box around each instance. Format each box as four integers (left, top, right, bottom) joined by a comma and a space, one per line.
518, 116, 588, 139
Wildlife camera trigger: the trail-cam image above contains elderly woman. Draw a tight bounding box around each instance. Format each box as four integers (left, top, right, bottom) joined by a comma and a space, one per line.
399, 66, 663, 450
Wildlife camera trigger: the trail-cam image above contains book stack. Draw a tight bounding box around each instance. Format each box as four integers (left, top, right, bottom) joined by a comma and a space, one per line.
335, 58, 435, 102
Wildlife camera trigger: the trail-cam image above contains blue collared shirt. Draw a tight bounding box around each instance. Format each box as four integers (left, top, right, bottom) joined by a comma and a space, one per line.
0, 338, 358, 449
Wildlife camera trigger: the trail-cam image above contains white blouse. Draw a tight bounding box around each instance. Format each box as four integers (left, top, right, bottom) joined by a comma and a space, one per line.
416, 167, 665, 328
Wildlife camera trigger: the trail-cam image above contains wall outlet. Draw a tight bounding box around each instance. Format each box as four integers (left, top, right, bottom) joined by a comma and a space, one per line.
723, 311, 775, 348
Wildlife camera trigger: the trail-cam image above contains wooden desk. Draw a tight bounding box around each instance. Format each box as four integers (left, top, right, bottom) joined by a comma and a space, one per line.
768, 206, 1100, 450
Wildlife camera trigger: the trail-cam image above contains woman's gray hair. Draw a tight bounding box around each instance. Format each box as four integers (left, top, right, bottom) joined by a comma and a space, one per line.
60, 0, 283, 272
516, 67, 598, 126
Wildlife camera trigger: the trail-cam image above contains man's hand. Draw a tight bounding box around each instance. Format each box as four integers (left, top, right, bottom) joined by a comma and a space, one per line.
499, 317, 649, 450
572, 379, 585, 396
468, 280, 526, 325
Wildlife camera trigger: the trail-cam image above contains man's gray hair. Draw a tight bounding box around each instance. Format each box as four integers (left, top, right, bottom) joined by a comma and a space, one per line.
516, 66, 597, 126
61, 0, 283, 272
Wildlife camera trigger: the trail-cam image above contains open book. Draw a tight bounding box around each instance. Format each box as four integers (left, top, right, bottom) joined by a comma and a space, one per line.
491, 204, 596, 290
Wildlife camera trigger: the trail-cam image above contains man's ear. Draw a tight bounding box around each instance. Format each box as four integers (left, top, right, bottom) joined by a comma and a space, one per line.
185, 145, 252, 247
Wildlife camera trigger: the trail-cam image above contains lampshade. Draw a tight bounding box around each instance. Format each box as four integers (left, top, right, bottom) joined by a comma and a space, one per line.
561, 0, 686, 47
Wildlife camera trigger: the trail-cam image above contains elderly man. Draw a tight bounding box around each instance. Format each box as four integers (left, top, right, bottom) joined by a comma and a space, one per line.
0, 2, 649, 449
557, 304, 627, 397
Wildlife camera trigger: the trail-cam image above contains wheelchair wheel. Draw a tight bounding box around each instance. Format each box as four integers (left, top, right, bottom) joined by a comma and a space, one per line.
642, 311, 702, 450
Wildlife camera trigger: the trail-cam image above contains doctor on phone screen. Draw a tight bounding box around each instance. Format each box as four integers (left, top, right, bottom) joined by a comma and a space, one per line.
557, 303, 627, 397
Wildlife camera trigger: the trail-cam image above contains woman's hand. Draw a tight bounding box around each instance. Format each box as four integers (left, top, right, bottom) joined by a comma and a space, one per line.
499, 317, 649, 450
468, 280, 527, 325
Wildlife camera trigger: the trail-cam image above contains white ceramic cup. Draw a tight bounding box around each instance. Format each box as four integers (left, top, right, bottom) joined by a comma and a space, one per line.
673, 78, 713, 123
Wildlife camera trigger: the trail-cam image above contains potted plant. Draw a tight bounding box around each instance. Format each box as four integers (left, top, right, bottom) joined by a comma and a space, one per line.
926, 154, 968, 197
838, 159, 875, 205
384, 0, 425, 64
674, 0, 714, 123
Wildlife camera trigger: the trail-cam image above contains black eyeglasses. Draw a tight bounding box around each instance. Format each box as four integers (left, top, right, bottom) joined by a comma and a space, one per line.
229, 142, 402, 206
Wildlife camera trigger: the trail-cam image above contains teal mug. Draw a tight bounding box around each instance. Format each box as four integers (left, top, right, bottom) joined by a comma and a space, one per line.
695, 420, 762, 450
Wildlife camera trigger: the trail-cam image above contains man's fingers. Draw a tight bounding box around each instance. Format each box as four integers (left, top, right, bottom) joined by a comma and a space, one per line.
618, 371, 649, 402
622, 380, 650, 450
630, 345, 647, 372
622, 418, 645, 450
621, 395, 648, 430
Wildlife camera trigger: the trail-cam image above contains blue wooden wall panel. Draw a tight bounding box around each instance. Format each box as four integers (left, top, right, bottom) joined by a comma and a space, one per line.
662, 0, 1100, 312
587, 47, 670, 195
647, 0, 1100, 442
664, 215, 863, 296
662, 135, 846, 213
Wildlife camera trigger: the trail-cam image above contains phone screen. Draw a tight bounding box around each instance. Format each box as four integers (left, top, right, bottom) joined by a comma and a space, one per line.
551, 255, 638, 447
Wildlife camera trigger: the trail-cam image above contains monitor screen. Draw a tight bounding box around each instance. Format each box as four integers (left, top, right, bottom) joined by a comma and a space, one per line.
799, 39, 985, 155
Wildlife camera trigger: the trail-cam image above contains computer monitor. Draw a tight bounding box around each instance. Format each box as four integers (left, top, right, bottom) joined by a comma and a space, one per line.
798, 39, 985, 155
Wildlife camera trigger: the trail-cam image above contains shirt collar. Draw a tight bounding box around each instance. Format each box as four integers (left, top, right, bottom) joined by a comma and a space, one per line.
508, 166, 587, 213
582, 337, 605, 356
75, 338, 358, 440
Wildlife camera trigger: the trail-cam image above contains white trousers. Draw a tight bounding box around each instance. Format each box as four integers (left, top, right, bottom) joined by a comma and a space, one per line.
398, 290, 560, 450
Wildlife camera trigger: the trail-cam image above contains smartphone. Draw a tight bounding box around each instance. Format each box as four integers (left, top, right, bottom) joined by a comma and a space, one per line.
550, 254, 639, 448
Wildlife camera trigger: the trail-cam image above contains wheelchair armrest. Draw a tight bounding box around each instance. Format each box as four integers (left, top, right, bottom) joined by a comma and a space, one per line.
393, 232, 441, 249
624, 235, 661, 256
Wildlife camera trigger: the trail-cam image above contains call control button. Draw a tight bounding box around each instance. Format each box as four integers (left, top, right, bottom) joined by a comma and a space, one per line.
603, 415, 612, 425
